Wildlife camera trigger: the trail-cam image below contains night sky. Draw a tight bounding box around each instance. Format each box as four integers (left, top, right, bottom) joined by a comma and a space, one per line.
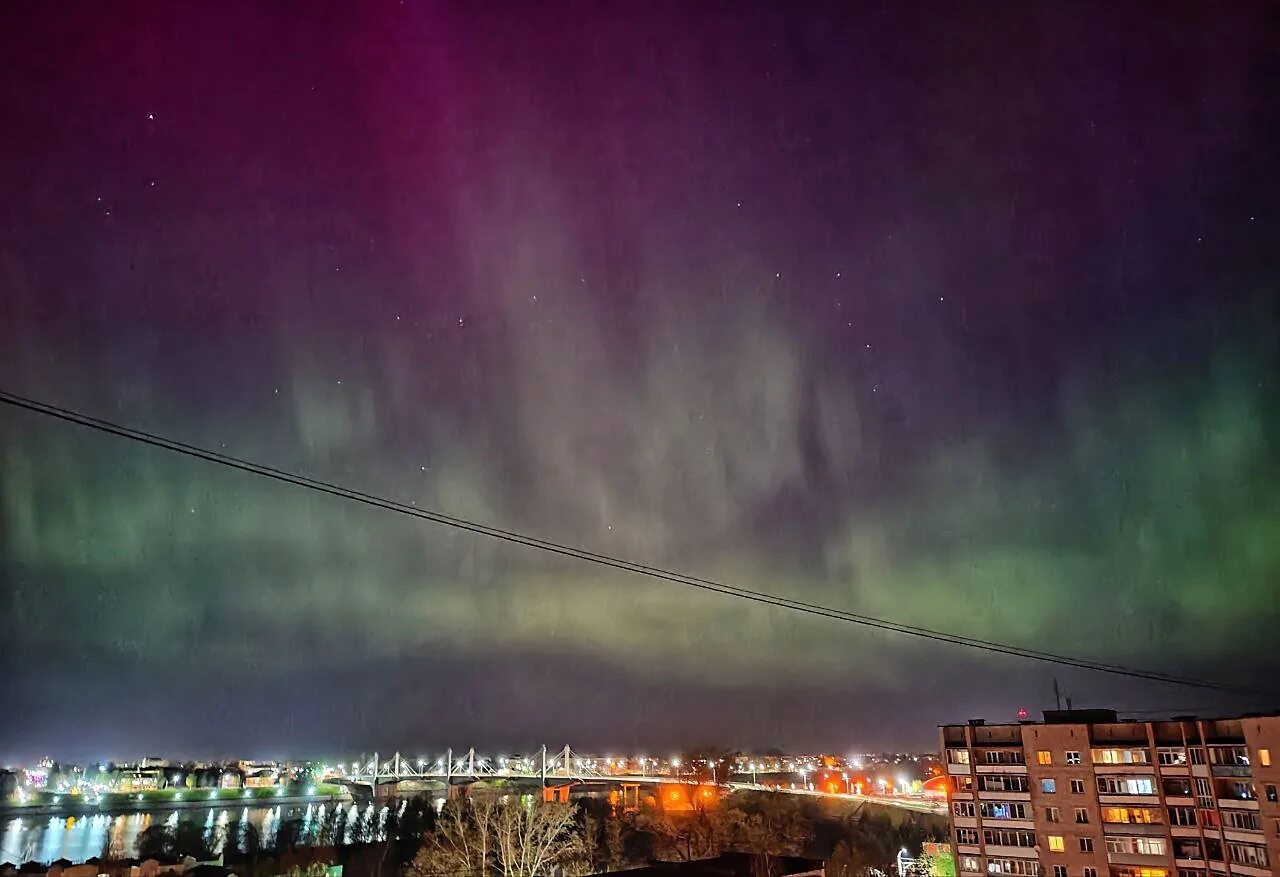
3, 2, 1279, 762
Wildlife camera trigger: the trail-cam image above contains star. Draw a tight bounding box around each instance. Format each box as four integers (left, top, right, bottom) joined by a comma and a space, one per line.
147, 113, 154, 121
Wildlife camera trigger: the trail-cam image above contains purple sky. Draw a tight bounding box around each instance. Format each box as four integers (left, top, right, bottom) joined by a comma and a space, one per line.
2, 1, 1279, 761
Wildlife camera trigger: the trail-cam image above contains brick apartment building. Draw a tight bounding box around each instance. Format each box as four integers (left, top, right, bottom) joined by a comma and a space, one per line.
940, 710, 1280, 877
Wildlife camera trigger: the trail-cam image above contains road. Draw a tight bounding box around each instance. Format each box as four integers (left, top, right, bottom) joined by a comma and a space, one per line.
726, 783, 945, 815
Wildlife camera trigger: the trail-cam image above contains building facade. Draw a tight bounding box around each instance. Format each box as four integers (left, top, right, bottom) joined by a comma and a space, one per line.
940, 710, 1280, 877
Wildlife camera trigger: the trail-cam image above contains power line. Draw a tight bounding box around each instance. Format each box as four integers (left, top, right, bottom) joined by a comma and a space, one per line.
0, 388, 1265, 695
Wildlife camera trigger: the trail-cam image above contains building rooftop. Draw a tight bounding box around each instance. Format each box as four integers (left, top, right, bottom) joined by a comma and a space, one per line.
942, 706, 1280, 728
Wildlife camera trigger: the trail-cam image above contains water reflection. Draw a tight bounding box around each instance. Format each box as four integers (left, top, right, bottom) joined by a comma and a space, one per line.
0, 802, 376, 866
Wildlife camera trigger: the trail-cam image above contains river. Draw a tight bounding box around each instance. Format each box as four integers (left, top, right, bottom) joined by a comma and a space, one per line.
0, 801, 403, 866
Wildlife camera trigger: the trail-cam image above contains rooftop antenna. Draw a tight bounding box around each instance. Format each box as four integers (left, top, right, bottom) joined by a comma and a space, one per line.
1053, 679, 1062, 711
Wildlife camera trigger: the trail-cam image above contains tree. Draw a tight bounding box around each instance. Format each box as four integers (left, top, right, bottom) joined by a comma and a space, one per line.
222, 821, 264, 877
409, 797, 584, 877
681, 749, 739, 785
725, 794, 812, 877
409, 798, 499, 877
638, 802, 732, 863
826, 840, 873, 877
492, 798, 582, 877
921, 849, 956, 877
577, 800, 629, 873
136, 823, 216, 862
394, 794, 440, 865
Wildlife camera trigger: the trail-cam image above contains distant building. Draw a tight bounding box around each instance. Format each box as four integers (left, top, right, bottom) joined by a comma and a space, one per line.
118, 770, 164, 792
940, 710, 1280, 877
243, 770, 277, 788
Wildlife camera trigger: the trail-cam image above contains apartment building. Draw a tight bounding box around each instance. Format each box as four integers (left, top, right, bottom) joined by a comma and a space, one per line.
940, 710, 1280, 877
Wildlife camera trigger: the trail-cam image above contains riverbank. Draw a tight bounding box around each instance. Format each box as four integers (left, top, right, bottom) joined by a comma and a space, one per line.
0, 790, 351, 817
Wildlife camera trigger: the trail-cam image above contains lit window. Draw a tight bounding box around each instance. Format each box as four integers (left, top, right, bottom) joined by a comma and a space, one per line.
1041, 779, 1057, 793
1048, 836, 1065, 852
1038, 750, 1053, 765
1261, 749, 1272, 767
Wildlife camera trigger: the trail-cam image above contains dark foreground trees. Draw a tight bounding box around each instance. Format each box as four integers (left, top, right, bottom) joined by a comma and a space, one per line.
407, 798, 583, 877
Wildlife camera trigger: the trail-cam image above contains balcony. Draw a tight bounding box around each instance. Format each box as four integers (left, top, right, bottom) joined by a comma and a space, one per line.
976, 764, 1027, 775
1101, 822, 1165, 836
1216, 796, 1259, 809
1225, 865, 1270, 877
1211, 765, 1251, 778
1107, 852, 1171, 868
983, 845, 1038, 860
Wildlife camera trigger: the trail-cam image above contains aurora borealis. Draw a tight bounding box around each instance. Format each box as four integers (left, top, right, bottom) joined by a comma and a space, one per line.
2, 2, 1279, 759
